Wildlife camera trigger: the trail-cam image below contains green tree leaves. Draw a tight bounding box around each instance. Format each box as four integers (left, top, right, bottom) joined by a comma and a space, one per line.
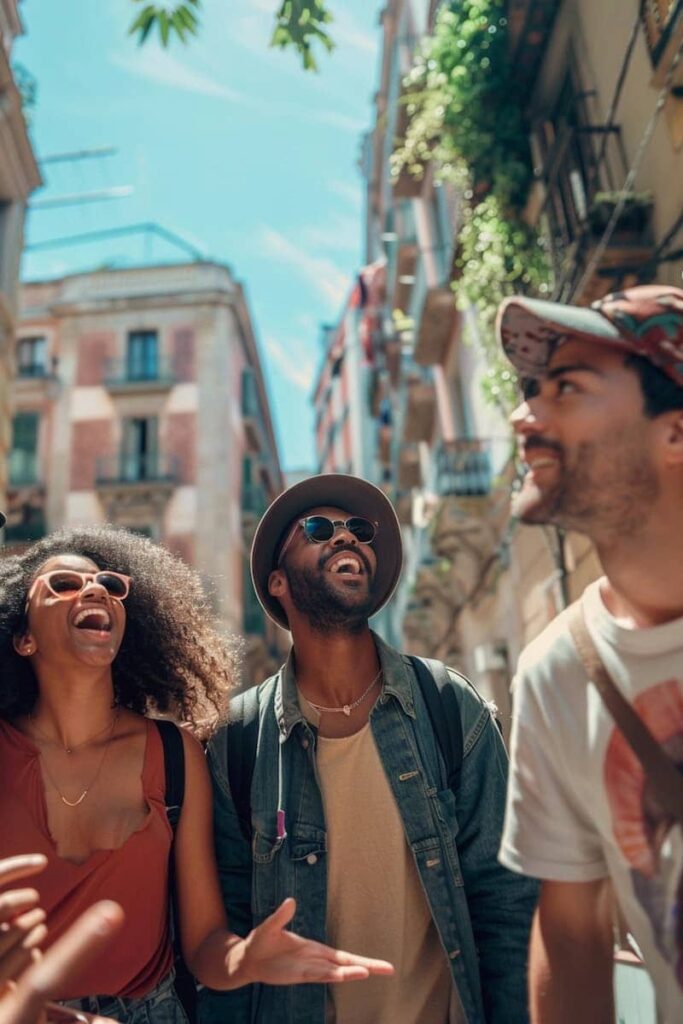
127, 1, 336, 71
270, 0, 334, 72
128, 2, 201, 47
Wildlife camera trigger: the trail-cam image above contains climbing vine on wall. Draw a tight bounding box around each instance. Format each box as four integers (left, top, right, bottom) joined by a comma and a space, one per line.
392, 0, 552, 410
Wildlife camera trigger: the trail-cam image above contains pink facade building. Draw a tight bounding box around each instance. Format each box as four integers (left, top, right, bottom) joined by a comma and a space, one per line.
11, 262, 284, 681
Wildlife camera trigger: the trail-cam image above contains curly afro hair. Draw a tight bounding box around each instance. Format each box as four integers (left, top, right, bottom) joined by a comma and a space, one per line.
0, 526, 237, 736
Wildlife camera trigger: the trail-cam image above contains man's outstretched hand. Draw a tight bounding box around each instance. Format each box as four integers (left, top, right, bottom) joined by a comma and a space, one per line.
241, 898, 394, 986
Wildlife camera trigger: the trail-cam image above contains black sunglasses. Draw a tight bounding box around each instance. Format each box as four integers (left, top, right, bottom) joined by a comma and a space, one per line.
278, 515, 378, 564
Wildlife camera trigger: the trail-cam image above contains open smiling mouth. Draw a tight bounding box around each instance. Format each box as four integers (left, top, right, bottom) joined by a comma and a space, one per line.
72, 608, 113, 633
327, 554, 364, 576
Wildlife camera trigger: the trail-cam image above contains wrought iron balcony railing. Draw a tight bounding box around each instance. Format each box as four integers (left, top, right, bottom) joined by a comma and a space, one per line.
95, 453, 179, 486
104, 357, 176, 389
436, 439, 512, 498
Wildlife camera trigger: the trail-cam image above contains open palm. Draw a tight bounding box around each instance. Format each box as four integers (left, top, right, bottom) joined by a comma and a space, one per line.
244, 898, 394, 986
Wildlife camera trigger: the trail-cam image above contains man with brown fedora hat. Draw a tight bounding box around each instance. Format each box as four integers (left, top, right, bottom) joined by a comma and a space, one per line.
496, 285, 683, 1023
201, 473, 537, 1024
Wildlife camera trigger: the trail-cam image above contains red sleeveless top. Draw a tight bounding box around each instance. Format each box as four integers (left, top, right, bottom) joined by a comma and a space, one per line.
0, 717, 173, 998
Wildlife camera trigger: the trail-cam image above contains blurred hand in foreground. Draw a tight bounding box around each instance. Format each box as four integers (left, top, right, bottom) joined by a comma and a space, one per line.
0, 854, 123, 1024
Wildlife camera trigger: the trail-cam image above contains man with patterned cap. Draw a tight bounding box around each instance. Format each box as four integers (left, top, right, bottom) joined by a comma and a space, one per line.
201, 474, 537, 1024
496, 285, 683, 1023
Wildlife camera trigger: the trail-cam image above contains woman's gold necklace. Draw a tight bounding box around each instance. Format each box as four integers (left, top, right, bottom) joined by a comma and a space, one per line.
29, 713, 118, 755
36, 713, 120, 807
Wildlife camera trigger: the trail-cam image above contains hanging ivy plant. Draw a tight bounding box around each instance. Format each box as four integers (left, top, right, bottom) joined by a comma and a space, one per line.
392, 0, 552, 410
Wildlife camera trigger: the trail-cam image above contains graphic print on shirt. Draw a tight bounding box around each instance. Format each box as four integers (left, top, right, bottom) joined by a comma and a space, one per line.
603, 679, 683, 988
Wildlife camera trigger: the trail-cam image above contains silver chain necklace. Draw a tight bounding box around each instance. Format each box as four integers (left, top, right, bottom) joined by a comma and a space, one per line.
305, 669, 383, 717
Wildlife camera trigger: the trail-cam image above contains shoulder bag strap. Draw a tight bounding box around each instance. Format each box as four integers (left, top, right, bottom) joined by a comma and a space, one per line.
567, 600, 683, 825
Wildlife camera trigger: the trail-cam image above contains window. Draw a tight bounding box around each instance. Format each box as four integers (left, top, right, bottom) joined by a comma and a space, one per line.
17, 337, 47, 378
122, 417, 158, 481
9, 412, 39, 485
126, 331, 159, 381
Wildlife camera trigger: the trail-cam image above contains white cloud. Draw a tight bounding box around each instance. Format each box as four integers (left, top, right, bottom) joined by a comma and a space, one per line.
258, 226, 349, 309
109, 47, 249, 103
301, 212, 361, 255
333, 10, 378, 56
265, 335, 315, 391
307, 109, 366, 134
329, 179, 363, 207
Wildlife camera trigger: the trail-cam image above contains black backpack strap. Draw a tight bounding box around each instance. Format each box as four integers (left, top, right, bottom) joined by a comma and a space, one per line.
226, 685, 260, 842
154, 720, 197, 1022
410, 656, 464, 795
156, 718, 185, 832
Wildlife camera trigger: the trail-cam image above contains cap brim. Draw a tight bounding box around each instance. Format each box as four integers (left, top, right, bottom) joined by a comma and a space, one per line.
496, 295, 627, 379
250, 474, 403, 630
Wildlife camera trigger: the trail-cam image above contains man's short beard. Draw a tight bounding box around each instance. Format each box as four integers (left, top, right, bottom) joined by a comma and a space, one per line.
513, 429, 660, 543
283, 563, 376, 635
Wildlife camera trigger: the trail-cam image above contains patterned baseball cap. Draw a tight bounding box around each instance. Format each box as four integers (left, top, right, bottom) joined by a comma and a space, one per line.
496, 285, 683, 387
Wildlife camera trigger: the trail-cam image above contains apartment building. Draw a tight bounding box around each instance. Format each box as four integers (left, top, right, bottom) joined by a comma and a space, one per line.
11, 262, 284, 682
341, 4, 681, 1010
357, 0, 682, 722
0, 0, 41, 519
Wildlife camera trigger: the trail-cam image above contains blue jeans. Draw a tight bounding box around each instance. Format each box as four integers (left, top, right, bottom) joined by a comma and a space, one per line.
62, 971, 189, 1024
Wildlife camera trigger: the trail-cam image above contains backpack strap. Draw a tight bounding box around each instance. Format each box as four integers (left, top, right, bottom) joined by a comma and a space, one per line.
226, 685, 260, 842
410, 656, 464, 794
155, 718, 185, 833
567, 600, 683, 825
154, 719, 197, 1022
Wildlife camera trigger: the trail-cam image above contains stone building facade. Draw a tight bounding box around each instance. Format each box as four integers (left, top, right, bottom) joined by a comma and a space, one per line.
0, 0, 41, 520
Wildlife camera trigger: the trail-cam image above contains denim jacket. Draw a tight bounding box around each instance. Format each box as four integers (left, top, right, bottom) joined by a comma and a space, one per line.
200, 635, 538, 1024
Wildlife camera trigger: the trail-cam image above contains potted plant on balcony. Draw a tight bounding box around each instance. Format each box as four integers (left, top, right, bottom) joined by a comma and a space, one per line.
587, 191, 654, 244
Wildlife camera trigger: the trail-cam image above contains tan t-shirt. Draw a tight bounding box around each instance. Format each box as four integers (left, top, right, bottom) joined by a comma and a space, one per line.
300, 697, 461, 1024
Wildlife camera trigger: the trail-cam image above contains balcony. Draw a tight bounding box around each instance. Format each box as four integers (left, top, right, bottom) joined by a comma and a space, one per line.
431, 439, 515, 569
4, 486, 46, 548
242, 482, 267, 544
398, 445, 421, 489
392, 91, 427, 199
381, 334, 402, 388
392, 202, 418, 313
414, 287, 459, 366
96, 453, 179, 485
436, 439, 496, 497
95, 453, 178, 522
403, 375, 436, 444
14, 362, 61, 400
104, 357, 176, 393
530, 110, 656, 302
242, 369, 264, 453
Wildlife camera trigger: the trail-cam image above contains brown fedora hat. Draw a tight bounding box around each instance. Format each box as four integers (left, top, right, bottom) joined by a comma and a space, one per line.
250, 474, 403, 630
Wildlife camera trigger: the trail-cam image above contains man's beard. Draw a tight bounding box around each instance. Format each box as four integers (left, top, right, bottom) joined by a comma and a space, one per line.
512, 425, 659, 543
283, 561, 377, 635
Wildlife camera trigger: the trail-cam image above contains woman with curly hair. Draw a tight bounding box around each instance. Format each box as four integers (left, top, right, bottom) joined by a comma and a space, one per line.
0, 527, 392, 1024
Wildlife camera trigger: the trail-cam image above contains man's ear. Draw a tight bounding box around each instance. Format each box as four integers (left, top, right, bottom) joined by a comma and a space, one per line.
661, 410, 683, 465
13, 633, 36, 657
268, 569, 287, 598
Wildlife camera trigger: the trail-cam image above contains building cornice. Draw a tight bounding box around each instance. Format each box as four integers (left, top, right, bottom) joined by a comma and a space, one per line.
0, 42, 41, 199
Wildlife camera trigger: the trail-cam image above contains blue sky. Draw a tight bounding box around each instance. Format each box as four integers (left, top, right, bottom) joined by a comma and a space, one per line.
16, 0, 382, 471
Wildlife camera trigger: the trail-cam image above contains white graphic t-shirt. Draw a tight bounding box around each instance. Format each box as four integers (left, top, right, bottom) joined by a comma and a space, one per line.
500, 579, 683, 1023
